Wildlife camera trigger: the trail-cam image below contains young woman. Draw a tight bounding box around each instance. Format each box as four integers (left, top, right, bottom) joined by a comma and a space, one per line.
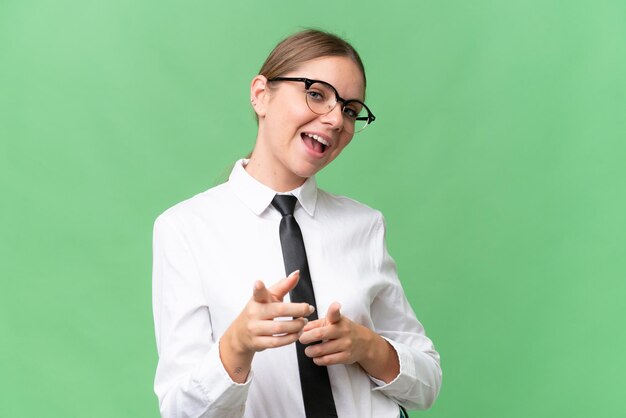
153, 29, 441, 418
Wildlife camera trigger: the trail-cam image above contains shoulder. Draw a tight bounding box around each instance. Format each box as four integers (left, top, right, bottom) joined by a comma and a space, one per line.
316, 188, 385, 228
154, 182, 234, 229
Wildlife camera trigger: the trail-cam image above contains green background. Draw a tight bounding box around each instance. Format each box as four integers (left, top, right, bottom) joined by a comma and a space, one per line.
2, 0, 625, 416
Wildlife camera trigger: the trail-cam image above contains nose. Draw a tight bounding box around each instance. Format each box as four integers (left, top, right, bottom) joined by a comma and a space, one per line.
320, 103, 344, 131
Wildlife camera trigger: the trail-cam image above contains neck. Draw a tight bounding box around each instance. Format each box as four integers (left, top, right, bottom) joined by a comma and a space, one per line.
245, 150, 307, 193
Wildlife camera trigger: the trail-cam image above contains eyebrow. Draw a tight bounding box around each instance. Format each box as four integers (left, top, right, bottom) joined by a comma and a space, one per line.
291, 77, 364, 102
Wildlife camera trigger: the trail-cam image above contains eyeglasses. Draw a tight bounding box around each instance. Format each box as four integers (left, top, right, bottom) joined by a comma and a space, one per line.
267, 77, 376, 133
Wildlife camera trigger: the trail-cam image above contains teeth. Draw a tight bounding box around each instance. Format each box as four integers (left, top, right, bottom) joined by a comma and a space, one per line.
305, 133, 329, 146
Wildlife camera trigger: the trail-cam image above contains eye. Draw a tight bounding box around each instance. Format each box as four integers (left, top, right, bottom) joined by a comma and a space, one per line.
342, 106, 359, 120
306, 89, 326, 102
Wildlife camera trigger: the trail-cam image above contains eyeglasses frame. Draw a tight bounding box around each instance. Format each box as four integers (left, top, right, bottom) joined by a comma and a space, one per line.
266, 76, 376, 132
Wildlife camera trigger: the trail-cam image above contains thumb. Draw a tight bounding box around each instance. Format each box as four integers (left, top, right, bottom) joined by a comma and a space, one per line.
252, 280, 271, 303
326, 302, 342, 325
268, 270, 300, 301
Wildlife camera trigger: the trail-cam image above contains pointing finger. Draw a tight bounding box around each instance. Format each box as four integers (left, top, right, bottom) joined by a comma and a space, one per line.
252, 280, 271, 303
261, 302, 315, 320
268, 270, 300, 301
326, 302, 342, 325
302, 318, 324, 332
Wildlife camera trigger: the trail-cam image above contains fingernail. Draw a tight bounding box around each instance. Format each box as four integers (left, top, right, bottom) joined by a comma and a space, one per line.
303, 318, 309, 325
289, 270, 300, 278
308, 305, 315, 314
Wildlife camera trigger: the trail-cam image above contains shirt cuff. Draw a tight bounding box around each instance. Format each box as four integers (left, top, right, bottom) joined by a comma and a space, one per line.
192, 337, 253, 411
369, 337, 415, 391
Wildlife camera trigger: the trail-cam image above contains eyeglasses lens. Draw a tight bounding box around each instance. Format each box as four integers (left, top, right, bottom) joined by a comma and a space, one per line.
305, 82, 369, 133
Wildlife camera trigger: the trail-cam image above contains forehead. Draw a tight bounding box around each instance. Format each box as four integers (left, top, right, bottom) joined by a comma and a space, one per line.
287, 56, 365, 101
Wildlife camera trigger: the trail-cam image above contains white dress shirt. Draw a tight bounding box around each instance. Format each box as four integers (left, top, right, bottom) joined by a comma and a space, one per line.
152, 159, 442, 418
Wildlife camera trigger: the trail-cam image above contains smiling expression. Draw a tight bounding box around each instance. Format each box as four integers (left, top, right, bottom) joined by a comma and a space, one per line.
247, 56, 365, 192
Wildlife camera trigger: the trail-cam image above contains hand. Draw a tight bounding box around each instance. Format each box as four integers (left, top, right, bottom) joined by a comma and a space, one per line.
298, 302, 400, 383
298, 302, 371, 366
220, 271, 316, 382
227, 271, 315, 356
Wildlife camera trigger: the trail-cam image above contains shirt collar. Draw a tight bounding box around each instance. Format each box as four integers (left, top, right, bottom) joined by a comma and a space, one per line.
228, 159, 318, 217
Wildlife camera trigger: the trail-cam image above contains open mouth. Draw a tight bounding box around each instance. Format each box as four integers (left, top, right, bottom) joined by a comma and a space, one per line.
301, 132, 330, 154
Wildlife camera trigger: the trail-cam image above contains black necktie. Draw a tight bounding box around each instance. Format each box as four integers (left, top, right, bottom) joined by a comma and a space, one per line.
271, 195, 338, 418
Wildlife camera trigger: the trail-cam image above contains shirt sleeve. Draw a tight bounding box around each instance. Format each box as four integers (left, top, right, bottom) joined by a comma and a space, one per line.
368, 214, 442, 410
152, 213, 252, 418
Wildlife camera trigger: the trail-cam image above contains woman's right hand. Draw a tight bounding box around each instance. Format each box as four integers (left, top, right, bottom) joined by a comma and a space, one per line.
220, 271, 314, 382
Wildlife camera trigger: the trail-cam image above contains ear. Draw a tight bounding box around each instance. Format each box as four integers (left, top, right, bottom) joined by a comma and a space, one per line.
250, 75, 269, 118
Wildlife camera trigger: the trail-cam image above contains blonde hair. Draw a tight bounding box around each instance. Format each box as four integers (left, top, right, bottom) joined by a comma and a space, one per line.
259, 29, 366, 89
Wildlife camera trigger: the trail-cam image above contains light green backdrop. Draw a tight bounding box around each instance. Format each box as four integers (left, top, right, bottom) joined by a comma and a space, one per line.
2, 0, 625, 417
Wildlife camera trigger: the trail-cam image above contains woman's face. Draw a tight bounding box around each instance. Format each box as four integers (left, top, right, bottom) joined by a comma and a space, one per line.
250, 56, 365, 191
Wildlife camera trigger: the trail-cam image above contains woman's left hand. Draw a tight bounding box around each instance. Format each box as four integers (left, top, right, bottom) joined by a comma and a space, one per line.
298, 302, 400, 383
298, 302, 370, 366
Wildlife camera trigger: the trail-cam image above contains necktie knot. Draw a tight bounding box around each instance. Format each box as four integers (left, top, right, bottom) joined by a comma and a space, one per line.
272, 194, 298, 217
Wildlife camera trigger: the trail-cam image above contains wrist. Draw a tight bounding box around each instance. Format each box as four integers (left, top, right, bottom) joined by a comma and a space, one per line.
220, 323, 255, 383
358, 324, 380, 364
358, 328, 400, 383
224, 321, 253, 357
370, 332, 388, 364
